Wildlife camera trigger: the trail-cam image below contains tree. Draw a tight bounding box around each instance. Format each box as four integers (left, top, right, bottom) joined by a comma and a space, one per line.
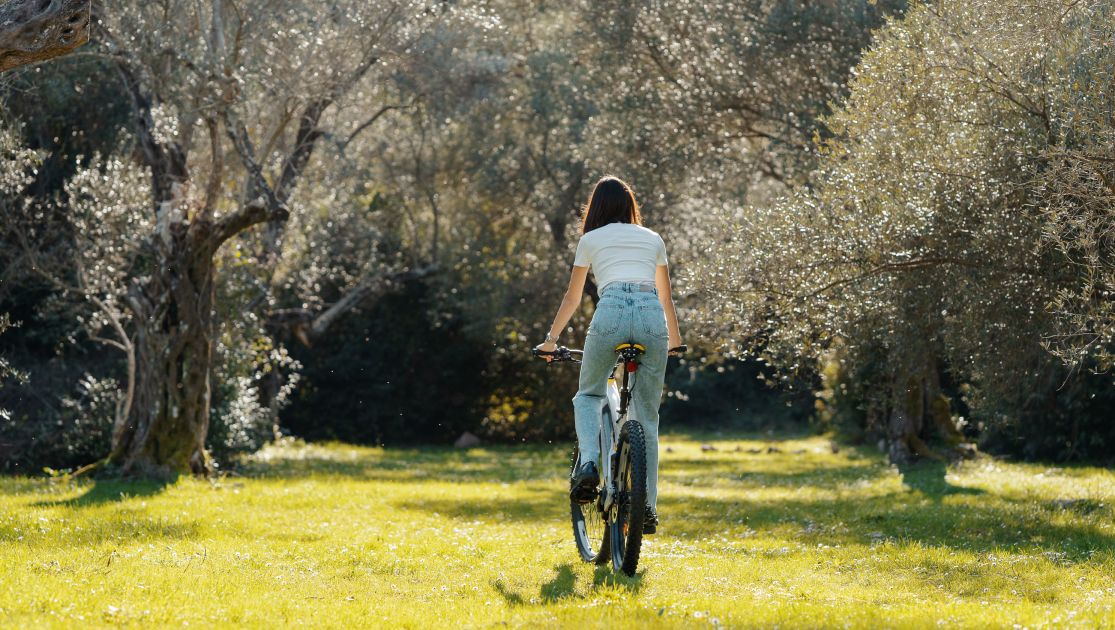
70, 0, 472, 476
8, 152, 150, 454
0, 119, 39, 415
0, 0, 90, 73
692, 0, 1113, 462
574, 0, 906, 206
1038, 7, 1115, 371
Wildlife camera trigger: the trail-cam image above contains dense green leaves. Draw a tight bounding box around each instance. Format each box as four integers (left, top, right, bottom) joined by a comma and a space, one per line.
693, 0, 1115, 458
4, 0, 1113, 468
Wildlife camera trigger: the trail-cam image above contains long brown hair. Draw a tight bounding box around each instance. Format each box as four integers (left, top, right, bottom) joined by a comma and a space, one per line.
580, 176, 642, 233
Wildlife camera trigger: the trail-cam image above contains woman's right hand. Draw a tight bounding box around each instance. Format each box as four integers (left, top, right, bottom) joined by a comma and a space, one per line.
668, 333, 683, 351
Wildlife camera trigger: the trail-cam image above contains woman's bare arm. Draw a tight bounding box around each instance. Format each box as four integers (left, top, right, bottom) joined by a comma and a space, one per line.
537, 265, 589, 354
655, 264, 684, 353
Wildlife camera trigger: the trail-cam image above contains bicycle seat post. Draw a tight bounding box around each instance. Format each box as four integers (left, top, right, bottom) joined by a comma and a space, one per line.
612, 343, 645, 418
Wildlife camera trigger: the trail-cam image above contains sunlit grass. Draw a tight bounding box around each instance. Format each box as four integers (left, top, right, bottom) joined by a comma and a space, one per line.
2, 434, 1114, 628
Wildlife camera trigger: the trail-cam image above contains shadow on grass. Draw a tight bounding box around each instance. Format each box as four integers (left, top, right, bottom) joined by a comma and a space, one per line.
32, 478, 170, 509
242, 445, 567, 484
593, 565, 644, 592
394, 492, 567, 522
491, 579, 525, 606
492, 562, 642, 606
658, 490, 1113, 563
896, 459, 984, 499
541, 563, 578, 599
243, 438, 1115, 564
393, 463, 1113, 563
667, 460, 883, 490
661, 429, 817, 444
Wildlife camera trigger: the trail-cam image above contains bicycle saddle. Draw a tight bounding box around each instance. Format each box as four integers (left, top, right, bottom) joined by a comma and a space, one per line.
613, 343, 645, 371
613, 342, 646, 355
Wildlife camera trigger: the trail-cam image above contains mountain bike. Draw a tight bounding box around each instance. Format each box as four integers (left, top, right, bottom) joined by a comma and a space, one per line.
533, 342, 686, 576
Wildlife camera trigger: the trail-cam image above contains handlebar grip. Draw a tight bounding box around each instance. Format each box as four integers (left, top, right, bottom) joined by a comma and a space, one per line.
532, 346, 583, 364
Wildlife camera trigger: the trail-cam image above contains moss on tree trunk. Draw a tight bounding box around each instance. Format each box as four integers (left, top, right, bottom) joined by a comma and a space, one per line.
110, 221, 218, 477
886, 355, 971, 464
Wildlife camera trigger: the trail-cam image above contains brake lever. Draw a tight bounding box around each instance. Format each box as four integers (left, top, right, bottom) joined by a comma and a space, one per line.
532, 346, 568, 363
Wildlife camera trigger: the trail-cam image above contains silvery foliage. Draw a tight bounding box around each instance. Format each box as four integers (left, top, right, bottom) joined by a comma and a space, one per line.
691, 0, 1113, 410
0, 315, 23, 422
1037, 5, 1115, 370
63, 152, 153, 321
573, 0, 906, 211
0, 122, 38, 421
210, 334, 302, 455
57, 374, 120, 458
103, 0, 504, 319
0, 120, 39, 194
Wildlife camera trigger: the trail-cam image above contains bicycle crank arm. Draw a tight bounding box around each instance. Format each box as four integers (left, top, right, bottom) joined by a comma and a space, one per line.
602, 482, 616, 513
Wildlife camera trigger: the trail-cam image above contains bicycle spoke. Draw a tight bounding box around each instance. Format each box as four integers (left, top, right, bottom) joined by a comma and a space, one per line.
570, 447, 609, 563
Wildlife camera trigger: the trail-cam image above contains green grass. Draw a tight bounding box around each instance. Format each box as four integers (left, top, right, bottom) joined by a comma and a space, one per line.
2, 434, 1114, 628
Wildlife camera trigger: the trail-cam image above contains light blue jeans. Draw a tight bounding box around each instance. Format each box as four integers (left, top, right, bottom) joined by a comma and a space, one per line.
573, 281, 669, 508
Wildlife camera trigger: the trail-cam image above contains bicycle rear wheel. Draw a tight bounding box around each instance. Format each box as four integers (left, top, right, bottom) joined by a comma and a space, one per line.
570, 446, 610, 564
610, 419, 647, 576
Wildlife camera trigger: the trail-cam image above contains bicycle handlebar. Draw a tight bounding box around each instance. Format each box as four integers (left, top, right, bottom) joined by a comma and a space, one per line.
532, 346, 583, 363
532, 345, 688, 364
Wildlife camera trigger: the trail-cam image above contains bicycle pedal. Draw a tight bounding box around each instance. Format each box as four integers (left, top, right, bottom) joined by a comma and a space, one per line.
570, 486, 598, 504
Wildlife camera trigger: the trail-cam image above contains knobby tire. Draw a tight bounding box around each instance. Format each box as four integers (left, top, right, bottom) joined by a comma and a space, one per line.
610, 419, 647, 576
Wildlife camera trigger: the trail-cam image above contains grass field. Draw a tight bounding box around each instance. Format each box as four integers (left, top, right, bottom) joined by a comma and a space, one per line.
2, 433, 1114, 628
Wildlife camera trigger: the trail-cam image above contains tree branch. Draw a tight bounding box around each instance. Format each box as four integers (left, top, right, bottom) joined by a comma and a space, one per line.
199, 116, 224, 221
209, 196, 287, 249
274, 97, 331, 204
0, 0, 91, 73
340, 102, 414, 150
269, 267, 434, 346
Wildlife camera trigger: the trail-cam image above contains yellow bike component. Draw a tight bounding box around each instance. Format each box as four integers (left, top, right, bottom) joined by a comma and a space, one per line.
613, 342, 646, 353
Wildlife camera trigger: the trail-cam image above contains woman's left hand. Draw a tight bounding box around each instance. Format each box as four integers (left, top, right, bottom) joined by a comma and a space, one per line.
534, 341, 557, 362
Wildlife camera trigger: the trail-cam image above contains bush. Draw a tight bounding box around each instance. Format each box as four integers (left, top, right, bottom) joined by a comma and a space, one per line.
660, 355, 815, 433
281, 280, 492, 445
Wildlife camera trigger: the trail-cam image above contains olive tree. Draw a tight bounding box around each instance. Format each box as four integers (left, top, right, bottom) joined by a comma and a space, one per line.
9, 153, 152, 451
573, 0, 906, 207
0, 0, 90, 73
0, 121, 39, 423
1038, 6, 1115, 371
63, 0, 478, 476
692, 0, 1109, 462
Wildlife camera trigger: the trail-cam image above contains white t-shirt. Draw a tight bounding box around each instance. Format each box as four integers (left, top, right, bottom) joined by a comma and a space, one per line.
573, 222, 668, 289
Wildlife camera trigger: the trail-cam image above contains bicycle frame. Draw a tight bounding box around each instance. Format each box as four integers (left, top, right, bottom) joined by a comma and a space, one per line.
597, 348, 641, 514
536, 340, 685, 573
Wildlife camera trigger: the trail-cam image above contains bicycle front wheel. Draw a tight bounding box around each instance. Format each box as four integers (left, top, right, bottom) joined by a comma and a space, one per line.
570, 446, 610, 564
610, 419, 647, 576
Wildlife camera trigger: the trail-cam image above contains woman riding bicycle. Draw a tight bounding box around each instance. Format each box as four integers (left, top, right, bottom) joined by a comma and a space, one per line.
535, 175, 684, 534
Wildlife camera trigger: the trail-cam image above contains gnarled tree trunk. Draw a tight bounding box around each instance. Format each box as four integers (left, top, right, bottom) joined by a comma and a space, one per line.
93, 1, 389, 476
886, 353, 969, 464
0, 0, 90, 73
113, 223, 219, 476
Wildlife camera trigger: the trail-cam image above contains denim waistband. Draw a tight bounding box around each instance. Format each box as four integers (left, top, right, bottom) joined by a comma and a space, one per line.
600, 281, 658, 296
